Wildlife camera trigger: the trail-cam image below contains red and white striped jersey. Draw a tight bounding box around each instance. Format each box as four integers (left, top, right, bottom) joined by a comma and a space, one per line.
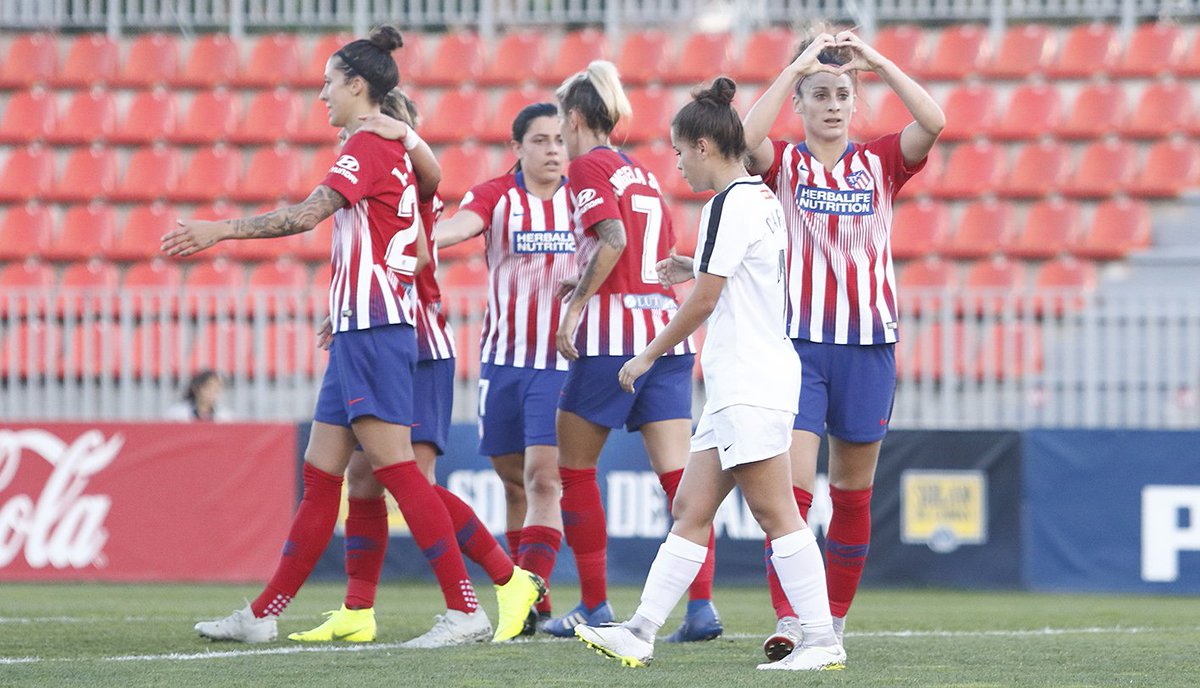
460, 171, 577, 370
320, 131, 422, 334
568, 147, 692, 358
415, 194, 455, 362
763, 133, 925, 345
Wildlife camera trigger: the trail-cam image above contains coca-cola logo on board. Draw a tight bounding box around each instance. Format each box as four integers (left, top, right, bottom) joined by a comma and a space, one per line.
0, 429, 123, 570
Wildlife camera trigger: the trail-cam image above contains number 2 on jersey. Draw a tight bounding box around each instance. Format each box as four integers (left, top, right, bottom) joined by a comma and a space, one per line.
385, 170, 420, 276
631, 194, 663, 284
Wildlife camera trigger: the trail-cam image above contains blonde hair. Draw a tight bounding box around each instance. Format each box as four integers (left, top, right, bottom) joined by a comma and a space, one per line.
556, 60, 632, 135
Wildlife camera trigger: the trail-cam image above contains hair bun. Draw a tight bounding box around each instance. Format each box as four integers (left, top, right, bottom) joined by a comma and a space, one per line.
694, 76, 736, 107
368, 25, 404, 52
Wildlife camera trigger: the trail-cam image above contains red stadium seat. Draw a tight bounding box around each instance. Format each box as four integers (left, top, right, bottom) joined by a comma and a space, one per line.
1121, 80, 1192, 139
899, 322, 961, 382
48, 145, 118, 203
1048, 23, 1118, 78
57, 258, 120, 317
982, 23, 1056, 78
0, 257, 55, 318
480, 31, 548, 86
891, 198, 950, 259
933, 140, 1005, 199
1008, 197, 1081, 260
245, 257, 313, 317
942, 198, 1012, 260
1071, 197, 1151, 260
228, 144, 304, 203
991, 82, 1062, 141
1032, 255, 1097, 316
0, 87, 56, 144
635, 141, 707, 203
1114, 22, 1186, 78
125, 321, 185, 379
297, 219, 333, 263
0, 144, 54, 202
897, 256, 955, 318
960, 256, 1025, 317
115, 33, 180, 87
998, 140, 1070, 198
1062, 138, 1136, 198
46, 202, 116, 262
230, 89, 302, 145
111, 88, 178, 145
184, 258, 245, 318
175, 33, 239, 88
480, 86, 556, 143
542, 29, 608, 86
421, 88, 487, 144
53, 33, 119, 87
670, 203, 700, 257
303, 33, 356, 85
189, 320, 253, 376
666, 32, 734, 86
48, 87, 117, 145
616, 30, 671, 86
234, 33, 302, 88
613, 86, 675, 146
1178, 26, 1200, 77
413, 32, 484, 87
172, 144, 242, 202
294, 97, 338, 145
0, 203, 53, 260
896, 145, 943, 199
122, 258, 183, 316
921, 24, 991, 80
1056, 81, 1127, 140
437, 144, 496, 203
739, 83, 804, 142
856, 89, 911, 141
299, 144, 341, 194
732, 27, 794, 86
973, 321, 1043, 382
172, 88, 239, 144
939, 82, 997, 141
868, 25, 928, 82
1128, 137, 1200, 198
111, 202, 176, 262
0, 32, 56, 88
112, 143, 182, 202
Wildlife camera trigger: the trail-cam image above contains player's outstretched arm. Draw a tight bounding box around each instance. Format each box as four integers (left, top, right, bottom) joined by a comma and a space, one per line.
618, 271, 723, 392
433, 210, 486, 249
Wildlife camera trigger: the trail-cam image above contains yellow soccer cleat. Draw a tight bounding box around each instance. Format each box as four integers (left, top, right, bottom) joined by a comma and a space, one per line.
287, 605, 376, 642
492, 566, 546, 642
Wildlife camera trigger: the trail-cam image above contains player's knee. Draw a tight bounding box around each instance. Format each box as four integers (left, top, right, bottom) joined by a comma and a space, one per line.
525, 466, 561, 501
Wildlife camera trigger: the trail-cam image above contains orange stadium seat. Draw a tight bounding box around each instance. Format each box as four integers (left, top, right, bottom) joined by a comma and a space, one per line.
57, 258, 120, 317
0, 33, 57, 88
921, 24, 991, 80
122, 258, 184, 316
613, 86, 675, 145
172, 88, 240, 144
1071, 197, 1151, 260
740, 83, 804, 142
1114, 21, 1186, 78
480, 85, 555, 143
230, 144, 305, 203
1032, 255, 1097, 316
436, 143, 496, 202
667, 32, 734, 86
897, 145, 943, 198
112, 144, 182, 203
732, 27, 794, 86
234, 33, 302, 88
110, 202, 176, 262
1062, 138, 1135, 198
0, 203, 53, 260
480, 31, 548, 86
939, 82, 997, 141
1048, 22, 1118, 78
1178, 26, 1200, 77
0, 87, 57, 144
111, 88, 178, 144
184, 258, 245, 318
992, 82, 1062, 140
1128, 137, 1200, 198
48, 145, 118, 203
1008, 197, 1081, 260
961, 256, 1025, 317
175, 33, 239, 88
1121, 80, 1192, 139
53, 33, 119, 87
246, 257, 311, 317
303, 33, 356, 85
982, 23, 1056, 78
0, 145, 54, 202
115, 33, 180, 87
891, 198, 949, 260
46, 203, 117, 262
856, 89, 911, 141
172, 144, 242, 202
421, 88, 487, 144
896, 256, 955, 317
1056, 81, 1127, 140
670, 203, 700, 257
542, 29, 608, 86
413, 32, 484, 87
0, 258, 55, 318
299, 144, 340, 193
999, 140, 1070, 198
868, 25, 928, 82
294, 97, 338, 145
933, 140, 1005, 199
48, 87, 117, 145
616, 30, 672, 86
296, 218, 333, 264
231, 88, 302, 145
942, 198, 1012, 260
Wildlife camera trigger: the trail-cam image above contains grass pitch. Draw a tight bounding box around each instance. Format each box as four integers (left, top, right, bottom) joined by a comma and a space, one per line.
1, 582, 1197, 687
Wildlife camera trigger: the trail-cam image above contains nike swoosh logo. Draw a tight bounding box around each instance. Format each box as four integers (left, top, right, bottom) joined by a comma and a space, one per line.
348, 397, 365, 405
722, 443, 734, 452
333, 628, 368, 640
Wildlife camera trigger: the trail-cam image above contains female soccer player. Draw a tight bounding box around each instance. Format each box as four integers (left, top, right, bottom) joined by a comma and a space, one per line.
575, 76, 845, 672
166, 27, 503, 645
287, 91, 544, 647
742, 29, 944, 660
434, 102, 576, 632
544, 60, 720, 642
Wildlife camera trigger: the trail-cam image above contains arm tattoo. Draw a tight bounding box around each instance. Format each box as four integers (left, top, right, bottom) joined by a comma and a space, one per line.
572, 219, 626, 306
229, 186, 347, 239
593, 218, 627, 250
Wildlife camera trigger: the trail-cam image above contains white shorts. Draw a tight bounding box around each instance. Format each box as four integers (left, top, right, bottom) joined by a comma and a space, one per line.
690, 404, 795, 470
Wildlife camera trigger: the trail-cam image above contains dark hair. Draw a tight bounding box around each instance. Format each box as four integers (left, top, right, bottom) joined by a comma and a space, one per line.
792, 27, 858, 96
510, 102, 560, 174
184, 370, 220, 404
671, 76, 747, 160
556, 60, 631, 135
334, 25, 403, 105
382, 88, 419, 128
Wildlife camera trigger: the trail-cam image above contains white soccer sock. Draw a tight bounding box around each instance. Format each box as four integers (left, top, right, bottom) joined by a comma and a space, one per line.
631, 532, 708, 633
770, 528, 837, 646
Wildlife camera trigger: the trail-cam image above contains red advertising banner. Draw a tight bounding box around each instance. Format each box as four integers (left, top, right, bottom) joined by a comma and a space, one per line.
0, 423, 297, 582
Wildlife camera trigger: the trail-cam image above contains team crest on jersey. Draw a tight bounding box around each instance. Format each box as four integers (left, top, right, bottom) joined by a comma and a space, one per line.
796, 186, 874, 216
845, 169, 873, 190
514, 231, 576, 254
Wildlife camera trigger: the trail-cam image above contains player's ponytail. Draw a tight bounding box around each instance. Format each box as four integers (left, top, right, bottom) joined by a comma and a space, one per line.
556, 60, 632, 136
672, 76, 747, 161
381, 88, 420, 129
334, 24, 403, 105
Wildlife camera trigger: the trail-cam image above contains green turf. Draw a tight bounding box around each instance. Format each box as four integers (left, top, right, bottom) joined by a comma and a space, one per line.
1, 582, 1197, 687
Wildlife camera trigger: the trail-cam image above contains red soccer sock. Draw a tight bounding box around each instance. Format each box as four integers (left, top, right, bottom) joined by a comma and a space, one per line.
658, 468, 716, 603
559, 466, 607, 608
435, 485, 514, 585
519, 524, 561, 614
343, 497, 388, 609
374, 462, 478, 613
251, 463, 343, 618
766, 487, 814, 619
505, 529, 522, 563
826, 485, 872, 618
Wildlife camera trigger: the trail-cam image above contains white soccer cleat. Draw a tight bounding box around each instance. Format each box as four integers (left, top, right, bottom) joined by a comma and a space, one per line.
757, 642, 847, 671
575, 623, 654, 668
401, 609, 493, 649
194, 604, 278, 643
762, 615, 803, 662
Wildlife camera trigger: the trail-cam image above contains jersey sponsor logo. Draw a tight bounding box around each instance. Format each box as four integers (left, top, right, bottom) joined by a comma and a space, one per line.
328, 154, 360, 184
513, 231, 577, 254
796, 186, 874, 216
622, 293, 676, 310
575, 187, 604, 214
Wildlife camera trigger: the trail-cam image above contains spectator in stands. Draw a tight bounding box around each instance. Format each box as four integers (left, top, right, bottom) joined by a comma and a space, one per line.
542, 60, 721, 643
742, 27, 945, 662
574, 76, 843, 672
164, 25, 539, 648
165, 370, 231, 422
